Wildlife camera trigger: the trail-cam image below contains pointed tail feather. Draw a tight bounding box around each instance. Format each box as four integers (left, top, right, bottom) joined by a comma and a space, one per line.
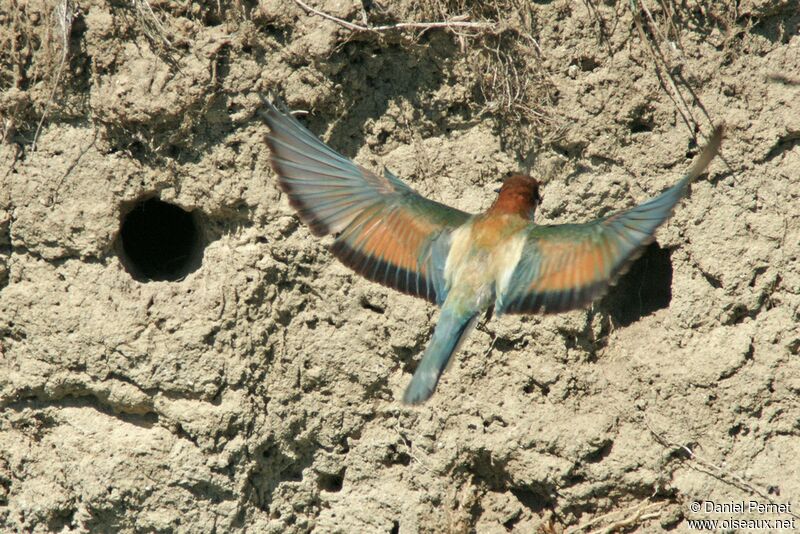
402, 306, 479, 405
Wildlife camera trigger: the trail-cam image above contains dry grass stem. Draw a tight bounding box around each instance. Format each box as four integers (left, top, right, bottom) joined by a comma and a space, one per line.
629, 0, 717, 142
291, 0, 497, 34
133, 0, 173, 47
31, 0, 73, 152
394, 423, 431, 472
566, 497, 665, 533
645, 419, 800, 521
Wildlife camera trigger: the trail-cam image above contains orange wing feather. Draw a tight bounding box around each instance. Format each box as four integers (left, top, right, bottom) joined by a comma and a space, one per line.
498, 126, 723, 314
261, 100, 471, 304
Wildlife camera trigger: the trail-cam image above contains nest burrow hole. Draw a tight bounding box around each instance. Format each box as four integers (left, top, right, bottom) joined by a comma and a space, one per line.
117, 197, 205, 282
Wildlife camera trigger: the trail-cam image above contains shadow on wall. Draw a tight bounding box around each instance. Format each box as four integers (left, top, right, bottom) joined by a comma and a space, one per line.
602, 242, 673, 327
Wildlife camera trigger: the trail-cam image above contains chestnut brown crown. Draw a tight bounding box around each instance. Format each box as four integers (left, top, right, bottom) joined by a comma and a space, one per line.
489, 174, 542, 219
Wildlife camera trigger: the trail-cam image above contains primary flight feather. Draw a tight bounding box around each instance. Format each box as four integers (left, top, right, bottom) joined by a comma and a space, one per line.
261, 100, 723, 405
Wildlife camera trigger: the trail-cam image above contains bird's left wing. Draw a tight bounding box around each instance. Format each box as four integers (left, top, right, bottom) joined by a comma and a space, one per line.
261, 100, 471, 304
496, 126, 723, 315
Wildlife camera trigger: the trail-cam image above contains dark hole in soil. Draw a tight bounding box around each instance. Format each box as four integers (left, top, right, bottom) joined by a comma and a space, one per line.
118, 197, 204, 282
604, 242, 673, 327
318, 471, 344, 492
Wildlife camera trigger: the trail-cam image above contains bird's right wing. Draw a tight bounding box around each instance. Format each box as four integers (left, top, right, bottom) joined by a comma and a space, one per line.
261, 100, 472, 305
496, 126, 724, 315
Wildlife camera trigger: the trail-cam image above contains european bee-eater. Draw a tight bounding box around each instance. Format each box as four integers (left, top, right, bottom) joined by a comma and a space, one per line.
261, 100, 723, 405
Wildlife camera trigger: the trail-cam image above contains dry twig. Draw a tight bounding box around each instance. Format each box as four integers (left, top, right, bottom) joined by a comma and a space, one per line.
566, 497, 665, 533
291, 0, 496, 34
630, 0, 698, 138
645, 419, 800, 521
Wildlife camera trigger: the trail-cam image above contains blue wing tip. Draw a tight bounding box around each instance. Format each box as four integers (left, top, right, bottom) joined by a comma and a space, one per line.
256, 93, 281, 119
402, 380, 435, 405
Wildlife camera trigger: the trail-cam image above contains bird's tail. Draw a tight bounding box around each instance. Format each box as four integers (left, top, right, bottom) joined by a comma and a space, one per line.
402, 304, 479, 405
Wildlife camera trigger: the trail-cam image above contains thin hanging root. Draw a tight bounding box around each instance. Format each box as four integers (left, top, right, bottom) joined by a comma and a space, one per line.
31, 0, 73, 152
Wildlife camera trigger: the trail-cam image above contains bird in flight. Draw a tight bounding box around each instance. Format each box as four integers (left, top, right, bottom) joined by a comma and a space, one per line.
261, 100, 723, 405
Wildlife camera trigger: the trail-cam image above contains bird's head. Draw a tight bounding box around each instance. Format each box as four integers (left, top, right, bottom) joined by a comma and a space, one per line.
490, 174, 542, 219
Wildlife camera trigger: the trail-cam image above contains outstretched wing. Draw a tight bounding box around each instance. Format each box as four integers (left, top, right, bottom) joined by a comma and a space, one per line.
497, 126, 723, 315
261, 100, 471, 304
